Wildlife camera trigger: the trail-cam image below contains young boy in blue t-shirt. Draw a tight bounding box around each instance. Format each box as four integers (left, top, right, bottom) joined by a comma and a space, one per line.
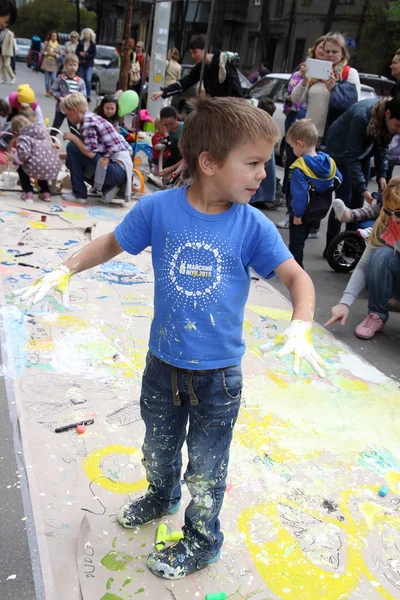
13, 97, 327, 580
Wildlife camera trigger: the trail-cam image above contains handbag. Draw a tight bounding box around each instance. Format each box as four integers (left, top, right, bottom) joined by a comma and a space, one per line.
129, 52, 141, 86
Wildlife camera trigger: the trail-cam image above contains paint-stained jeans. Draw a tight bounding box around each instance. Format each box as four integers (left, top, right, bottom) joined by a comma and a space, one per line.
140, 351, 242, 557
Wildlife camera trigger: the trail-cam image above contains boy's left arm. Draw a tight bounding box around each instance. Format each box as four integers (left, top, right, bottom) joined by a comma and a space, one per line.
262, 258, 328, 377
290, 168, 309, 224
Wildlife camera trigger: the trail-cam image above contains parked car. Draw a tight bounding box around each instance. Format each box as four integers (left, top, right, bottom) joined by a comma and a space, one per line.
246, 73, 377, 160
15, 38, 30, 61
358, 73, 393, 98
95, 45, 119, 68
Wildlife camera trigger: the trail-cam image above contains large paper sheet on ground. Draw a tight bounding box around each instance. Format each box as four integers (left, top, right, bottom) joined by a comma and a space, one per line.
1, 195, 400, 600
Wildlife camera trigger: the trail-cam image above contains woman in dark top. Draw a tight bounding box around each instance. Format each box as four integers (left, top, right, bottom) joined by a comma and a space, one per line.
76, 27, 96, 102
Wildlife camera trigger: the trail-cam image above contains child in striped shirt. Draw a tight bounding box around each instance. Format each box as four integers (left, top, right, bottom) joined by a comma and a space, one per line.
50, 55, 86, 134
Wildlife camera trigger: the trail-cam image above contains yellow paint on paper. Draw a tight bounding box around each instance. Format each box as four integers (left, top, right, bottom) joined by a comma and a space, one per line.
247, 305, 292, 322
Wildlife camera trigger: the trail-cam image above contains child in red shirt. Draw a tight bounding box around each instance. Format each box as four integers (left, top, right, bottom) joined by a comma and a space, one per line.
151, 117, 170, 174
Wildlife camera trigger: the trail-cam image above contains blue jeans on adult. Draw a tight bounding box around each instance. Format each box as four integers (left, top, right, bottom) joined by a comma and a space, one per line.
79, 65, 93, 99
66, 141, 126, 199
325, 156, 371, 249
367, 244, 400, 320
44, 70, 56, 91
250, 152, 276, 204
140, 351, 242, 557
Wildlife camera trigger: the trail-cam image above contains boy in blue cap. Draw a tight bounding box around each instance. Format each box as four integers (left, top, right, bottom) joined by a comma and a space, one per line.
286, 119, 342, 268
13, 97, 327, 580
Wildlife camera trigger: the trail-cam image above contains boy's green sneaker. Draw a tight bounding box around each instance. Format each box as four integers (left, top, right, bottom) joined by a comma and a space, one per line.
117, 494, 181, 528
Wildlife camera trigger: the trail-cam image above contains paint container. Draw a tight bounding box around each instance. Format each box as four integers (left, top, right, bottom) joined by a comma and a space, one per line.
3, 171, 17, 188
168, 531, 183, 542
76, 424, 86, 434
155, 523, 168, 550
205, 593, 227, 600
378, 486, 389, 497
41, 215, 47, 223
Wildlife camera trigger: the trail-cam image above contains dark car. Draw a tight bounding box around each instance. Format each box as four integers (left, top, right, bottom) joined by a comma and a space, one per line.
358, 73, 394, 98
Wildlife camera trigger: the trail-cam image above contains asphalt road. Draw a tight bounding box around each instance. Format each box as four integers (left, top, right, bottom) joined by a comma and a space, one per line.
0, 63, 399, 599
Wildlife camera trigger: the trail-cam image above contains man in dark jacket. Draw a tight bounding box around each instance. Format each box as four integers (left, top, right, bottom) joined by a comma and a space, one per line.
324, 96, 400, 251
151, 34, 244, 102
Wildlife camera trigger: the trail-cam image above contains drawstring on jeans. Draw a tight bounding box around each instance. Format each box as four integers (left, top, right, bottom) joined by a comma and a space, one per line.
171, 368, 199, 406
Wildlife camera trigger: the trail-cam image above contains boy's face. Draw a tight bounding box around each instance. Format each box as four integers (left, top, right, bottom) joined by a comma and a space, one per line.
190, 48, 205, 63
210, 139, 273, 205
64, 106, 83, 125
161, 116, 179, 134
289, 139, 305, 158
65, 62, 78, 77
0, 14, 9, 30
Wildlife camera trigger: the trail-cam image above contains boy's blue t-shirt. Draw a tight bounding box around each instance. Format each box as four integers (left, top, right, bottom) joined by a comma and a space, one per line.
114, 187, 292, 369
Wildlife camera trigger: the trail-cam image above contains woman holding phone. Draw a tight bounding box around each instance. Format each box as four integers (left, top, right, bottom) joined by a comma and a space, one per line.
291, 32, 360, 140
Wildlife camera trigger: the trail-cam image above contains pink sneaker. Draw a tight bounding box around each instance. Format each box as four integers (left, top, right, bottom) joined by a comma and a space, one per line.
21, 192, 33, 203
38, 192, 51, 202
354, 313, 385, 339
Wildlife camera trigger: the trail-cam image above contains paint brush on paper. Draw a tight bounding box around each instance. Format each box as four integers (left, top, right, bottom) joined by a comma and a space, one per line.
17, 262, 40, 269
55, 418, 94, 433
14, 252, 33, 258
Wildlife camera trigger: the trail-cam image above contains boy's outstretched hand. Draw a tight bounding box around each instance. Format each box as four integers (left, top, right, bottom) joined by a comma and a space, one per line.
12, 265, 71, 309
260, 320, 328, 378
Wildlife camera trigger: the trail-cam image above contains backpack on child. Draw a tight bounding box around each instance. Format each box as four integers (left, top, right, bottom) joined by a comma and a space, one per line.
129, 53, 141, 86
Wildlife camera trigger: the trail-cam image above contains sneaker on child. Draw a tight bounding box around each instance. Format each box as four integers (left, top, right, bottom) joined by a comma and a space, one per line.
332, 199, 352, 223
356, 227, 372, 240
118, 494, 181, 528
147, 538, 220, 580
276, 213, 290, 229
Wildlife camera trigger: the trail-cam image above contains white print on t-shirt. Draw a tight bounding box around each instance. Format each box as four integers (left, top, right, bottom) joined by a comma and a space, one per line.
159, 226, 236, 311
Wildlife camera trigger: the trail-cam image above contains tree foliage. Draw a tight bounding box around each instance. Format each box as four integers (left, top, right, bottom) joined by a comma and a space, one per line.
12, 0, 97, 40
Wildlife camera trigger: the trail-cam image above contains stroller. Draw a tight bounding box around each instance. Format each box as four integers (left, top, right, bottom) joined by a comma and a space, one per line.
325, 193, 381, 273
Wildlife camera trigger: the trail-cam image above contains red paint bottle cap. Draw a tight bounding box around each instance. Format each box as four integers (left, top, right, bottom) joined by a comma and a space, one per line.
76, 424, 86, 434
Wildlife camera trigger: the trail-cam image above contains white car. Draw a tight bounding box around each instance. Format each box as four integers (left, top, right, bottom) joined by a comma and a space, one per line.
247, 73, 377, 160
94, 45, 119, 68
92, 57, 120, 95
15, 38, 30, 61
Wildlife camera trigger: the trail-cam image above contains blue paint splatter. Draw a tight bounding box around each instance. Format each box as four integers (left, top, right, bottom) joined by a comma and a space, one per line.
82, 261, 151, 286
88, 207, 122, 222
358, 447, 400, 474
0, 306, 27, 379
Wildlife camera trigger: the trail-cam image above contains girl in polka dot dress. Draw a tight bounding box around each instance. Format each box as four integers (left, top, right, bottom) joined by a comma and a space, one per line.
10, 114, 61, 203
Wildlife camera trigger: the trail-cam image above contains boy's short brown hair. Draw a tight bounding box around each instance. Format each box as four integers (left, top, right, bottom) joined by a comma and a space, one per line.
0, 99, 11, 118
179, 97, 280, 177
286, 118, 318, 147
64, 55, 79, 67
11, 115, 30, 135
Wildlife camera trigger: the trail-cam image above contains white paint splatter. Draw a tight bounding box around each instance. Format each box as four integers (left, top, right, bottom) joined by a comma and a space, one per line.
338, 353, 387, 384
210, 314, 215, 327
7, 574, 16, 580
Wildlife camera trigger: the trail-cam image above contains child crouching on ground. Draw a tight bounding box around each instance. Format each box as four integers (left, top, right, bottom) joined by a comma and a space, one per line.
10, 114, 61, 203
287, 119, 342, 268
12, 97, 327, 578
150, 116, 170, 174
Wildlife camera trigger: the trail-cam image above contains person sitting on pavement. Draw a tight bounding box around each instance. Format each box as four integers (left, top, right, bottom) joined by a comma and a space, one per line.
9, 114, 60, 203
325, 176, 400, 339
151, 33, 244, 102
94, 94, 120, 129
60, 92, 132, 205
5, 84, 45, 126
286, 119, 342, 269
324, 95, 400, 255
50, 55, 86, 135
12, 96, 327, 582
157, 105, 184, 179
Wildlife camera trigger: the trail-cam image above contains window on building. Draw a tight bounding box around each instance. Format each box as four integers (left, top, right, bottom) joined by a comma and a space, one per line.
246, 36, 259, 66
292, 38, 306, 71
254, 0, 262, 5
275, 0, 284, 17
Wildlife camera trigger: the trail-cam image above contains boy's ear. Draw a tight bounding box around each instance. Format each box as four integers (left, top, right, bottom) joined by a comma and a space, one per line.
198, 151, 218, 176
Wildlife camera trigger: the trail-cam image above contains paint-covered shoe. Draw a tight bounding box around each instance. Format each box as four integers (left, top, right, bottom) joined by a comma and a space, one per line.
21, 192, 33, 203
354, 313, 385, 340
38, 192, 51, 202
118, 494, 181, 528
147, 538, 220, 579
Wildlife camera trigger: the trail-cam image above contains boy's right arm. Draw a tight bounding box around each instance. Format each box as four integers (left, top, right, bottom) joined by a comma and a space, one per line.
13, 233, 123, 307
50, 76, 62, 99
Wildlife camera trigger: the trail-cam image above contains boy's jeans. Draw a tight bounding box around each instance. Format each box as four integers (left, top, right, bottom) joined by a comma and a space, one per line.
66, 141, 126, 199
367, 245, 400, 320
289, 217, 320, 269
140, 352, 242, 557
